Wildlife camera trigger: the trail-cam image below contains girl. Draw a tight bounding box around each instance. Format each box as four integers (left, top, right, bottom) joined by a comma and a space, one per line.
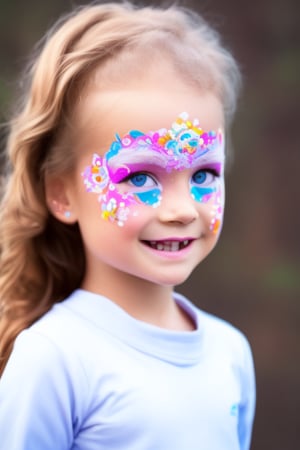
0, 2, 255, 449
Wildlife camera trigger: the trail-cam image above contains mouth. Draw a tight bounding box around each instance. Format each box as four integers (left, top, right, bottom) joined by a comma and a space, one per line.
141, 239, 193, 252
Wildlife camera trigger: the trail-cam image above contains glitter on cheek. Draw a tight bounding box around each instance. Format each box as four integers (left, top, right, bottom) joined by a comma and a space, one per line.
190, 186, 216, 203
209, 187, 224, 234
82, 153, 139, 227
83, 154, 110, 193
133, 188, 162, 207
99, 185, 138, 227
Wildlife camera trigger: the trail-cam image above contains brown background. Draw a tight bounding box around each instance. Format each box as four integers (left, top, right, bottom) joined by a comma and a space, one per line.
0, 0, 299, 448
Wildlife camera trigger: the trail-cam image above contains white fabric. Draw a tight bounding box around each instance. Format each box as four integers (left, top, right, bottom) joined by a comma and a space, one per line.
0, 289, 255, 449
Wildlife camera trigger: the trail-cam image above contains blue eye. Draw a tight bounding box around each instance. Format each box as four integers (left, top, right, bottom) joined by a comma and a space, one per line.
192, 169, 216, 186
127, 173, 156, 188
192, 170, 207, 184
130, 173, 147, 186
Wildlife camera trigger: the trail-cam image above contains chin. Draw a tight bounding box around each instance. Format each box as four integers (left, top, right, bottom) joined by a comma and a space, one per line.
152, 271, 194, 288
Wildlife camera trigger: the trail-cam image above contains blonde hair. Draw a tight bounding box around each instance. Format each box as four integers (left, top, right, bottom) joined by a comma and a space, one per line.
0, 1, 241, 374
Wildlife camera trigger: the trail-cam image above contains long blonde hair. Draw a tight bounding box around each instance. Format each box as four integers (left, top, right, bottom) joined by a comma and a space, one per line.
0, 1, 241, 374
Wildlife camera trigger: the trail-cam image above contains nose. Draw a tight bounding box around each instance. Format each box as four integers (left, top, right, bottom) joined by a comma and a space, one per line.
157, 179, 199, 225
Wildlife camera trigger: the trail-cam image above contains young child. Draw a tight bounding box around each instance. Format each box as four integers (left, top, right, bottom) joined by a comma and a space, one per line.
0, 2, 255, 449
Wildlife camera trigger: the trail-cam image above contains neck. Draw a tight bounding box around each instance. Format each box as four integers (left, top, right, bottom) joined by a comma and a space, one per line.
81, 268, 194, 331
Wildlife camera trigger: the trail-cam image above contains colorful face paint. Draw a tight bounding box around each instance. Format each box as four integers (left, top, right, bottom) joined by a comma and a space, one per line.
83, 112, 224, 227
209, 187, 223, 234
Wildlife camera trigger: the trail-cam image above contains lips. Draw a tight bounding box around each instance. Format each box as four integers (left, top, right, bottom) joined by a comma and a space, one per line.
142, 239, 192, 252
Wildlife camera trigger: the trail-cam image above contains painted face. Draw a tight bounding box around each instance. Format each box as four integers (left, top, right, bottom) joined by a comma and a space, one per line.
83, 112, 224, 233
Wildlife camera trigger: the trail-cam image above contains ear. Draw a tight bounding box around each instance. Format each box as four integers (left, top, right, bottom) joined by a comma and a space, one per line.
45, 176, 77, 224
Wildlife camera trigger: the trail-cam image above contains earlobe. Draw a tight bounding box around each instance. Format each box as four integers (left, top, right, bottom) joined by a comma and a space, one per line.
45, 176, 77, 224
49, 199, 75, 223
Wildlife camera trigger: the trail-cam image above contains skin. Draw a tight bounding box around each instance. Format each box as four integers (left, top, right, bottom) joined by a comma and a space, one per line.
47, 75, 225, 331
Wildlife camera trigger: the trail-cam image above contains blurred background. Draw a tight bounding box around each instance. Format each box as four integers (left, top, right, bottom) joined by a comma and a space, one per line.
0, 0, 299, 448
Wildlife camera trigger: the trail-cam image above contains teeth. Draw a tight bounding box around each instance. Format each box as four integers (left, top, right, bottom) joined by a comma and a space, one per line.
147, 240, 190, 251
171, 242, 180, 251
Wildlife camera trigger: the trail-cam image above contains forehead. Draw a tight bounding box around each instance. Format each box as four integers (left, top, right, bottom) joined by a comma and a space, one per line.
107, 112, 224, 174
73, 82, 224, 156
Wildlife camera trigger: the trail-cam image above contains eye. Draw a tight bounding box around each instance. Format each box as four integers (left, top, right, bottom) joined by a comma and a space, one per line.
191, 169, 216, 186
127, 172, 156, 188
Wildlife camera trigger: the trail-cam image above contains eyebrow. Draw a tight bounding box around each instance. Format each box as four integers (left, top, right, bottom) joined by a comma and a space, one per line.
188, 147, 225, 167
108, 148, 169, 170
108, 158, 168, 184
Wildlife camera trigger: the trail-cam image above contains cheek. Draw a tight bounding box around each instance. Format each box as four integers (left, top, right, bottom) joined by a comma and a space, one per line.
190, 185, 216, 203
189, 178, 225, 235
208, 182, 225, 235
132, 188, 162, 207
99, 185, 162, 227
98, 186, 134, 227
92, 186, 156, 232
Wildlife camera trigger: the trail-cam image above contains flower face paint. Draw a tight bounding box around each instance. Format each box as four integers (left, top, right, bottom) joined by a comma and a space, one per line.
83, 112, 224, 230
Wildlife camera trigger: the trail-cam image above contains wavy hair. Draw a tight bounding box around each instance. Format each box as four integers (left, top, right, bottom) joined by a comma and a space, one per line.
0, 1, 241, 375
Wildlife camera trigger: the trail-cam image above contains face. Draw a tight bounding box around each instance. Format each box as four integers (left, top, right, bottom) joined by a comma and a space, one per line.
63, 81, 225, 290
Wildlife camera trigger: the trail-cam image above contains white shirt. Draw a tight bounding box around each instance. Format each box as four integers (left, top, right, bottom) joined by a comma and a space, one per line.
0, 289, 255, 449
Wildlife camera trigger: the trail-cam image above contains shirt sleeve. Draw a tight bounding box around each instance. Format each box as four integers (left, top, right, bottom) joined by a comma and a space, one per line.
0, 329, 85, 450
238, 334, 256, 450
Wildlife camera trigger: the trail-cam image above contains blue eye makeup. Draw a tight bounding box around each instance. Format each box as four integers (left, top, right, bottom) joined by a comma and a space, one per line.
120, 171, 162, 207
190, 168, 219, 203
134, 189, 162, 206
190, 185, 216, 203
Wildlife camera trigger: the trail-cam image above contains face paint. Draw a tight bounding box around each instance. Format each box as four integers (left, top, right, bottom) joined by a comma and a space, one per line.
82, 112, 224, 228
106, 112, 223, 172
209, 187, 223, 234
134, 189, 162, 207
83, 154, 136, 226
189, 162, 222, 203
108, 162, 162, 207
190, 186, 215, 202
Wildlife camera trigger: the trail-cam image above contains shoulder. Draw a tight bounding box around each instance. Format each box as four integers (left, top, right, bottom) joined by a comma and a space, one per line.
0, 293, 93, 431
2, 290, 94, 390
202, 309, 250, 349
175, 292, 255, 409
0, 324, 88, 449
29, 289, 94, 346
5, 309, 90, 394
174, 291, 254, 365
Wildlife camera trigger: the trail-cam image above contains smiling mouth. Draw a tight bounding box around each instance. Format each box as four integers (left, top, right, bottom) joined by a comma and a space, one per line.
142, 239, 192, 252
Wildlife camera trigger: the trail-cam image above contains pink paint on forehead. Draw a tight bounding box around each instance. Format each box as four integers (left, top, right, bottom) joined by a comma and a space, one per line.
105, 112, 224, 170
